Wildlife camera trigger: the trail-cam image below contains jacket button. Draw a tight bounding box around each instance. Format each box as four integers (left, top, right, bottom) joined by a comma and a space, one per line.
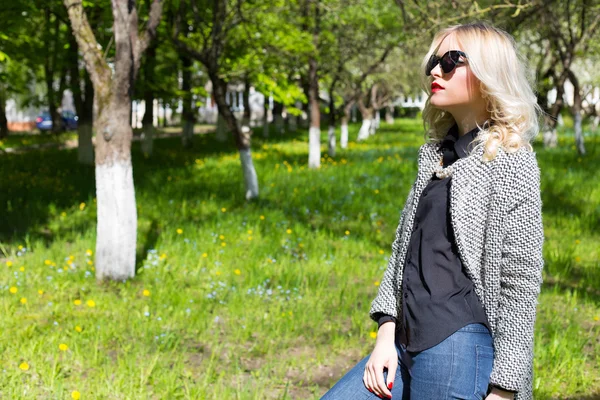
404, 293, 408, 298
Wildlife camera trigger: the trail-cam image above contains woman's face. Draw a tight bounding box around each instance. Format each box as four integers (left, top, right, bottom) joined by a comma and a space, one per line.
428, 34, 484, 113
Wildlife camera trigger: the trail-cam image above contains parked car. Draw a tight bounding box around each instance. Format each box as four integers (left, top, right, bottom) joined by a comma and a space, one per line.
36, 110, 78, 132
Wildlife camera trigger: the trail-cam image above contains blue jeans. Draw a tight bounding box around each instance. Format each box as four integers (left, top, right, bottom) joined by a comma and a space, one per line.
321, 323, 494, 400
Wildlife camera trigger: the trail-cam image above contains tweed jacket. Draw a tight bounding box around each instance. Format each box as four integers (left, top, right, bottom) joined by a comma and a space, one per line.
369, 140, 544, 400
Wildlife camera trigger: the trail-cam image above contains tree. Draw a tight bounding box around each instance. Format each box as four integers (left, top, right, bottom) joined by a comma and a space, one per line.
63, 0, 162, 281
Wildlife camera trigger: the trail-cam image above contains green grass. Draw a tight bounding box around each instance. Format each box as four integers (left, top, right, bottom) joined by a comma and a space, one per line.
0, 119, 598, 399
0, 130, 78, 151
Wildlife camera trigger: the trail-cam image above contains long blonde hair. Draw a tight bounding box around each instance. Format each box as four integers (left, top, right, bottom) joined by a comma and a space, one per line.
420, 21, 541, 161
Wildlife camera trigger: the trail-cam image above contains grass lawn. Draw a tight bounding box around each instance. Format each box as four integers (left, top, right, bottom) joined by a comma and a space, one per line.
0, 119, 598, 399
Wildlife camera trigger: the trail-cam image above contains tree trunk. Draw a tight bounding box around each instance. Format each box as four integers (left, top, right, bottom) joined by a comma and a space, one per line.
567, 69, 586, 155
141, 96, 155, 156
340, 102, 352, 149
0, 91, 8, 139
327, 94, 336, 157
64, 0, 162, 281
385, 105, 394, 124
357, 101, 373, 141
273, 101, 284, 134
262, 93, 269, 138
307, 0, 320, 169
210, 70, 259, 199
216, 113, 228, 142
369, 109, 380, 135
181, 52, 195, 148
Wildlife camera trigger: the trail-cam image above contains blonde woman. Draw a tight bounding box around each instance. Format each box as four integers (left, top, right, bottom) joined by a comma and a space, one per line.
321, 22, 544, 400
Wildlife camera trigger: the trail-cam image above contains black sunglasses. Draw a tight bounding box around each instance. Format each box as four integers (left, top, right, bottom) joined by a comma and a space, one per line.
425, 50, 468, 76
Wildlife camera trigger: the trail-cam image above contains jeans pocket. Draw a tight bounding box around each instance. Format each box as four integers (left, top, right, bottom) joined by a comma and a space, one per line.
474, 344, 494, 398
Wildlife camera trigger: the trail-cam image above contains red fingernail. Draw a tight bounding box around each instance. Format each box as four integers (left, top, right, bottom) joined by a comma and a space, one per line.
388, 382, 393, 390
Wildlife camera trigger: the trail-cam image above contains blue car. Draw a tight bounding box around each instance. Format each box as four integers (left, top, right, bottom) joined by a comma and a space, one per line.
36, 110, 78, 132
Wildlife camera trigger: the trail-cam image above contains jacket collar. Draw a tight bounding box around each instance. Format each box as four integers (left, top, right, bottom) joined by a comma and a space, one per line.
439, 123, 483, 160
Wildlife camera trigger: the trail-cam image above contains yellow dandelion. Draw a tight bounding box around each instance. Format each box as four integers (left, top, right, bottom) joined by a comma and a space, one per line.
219, 235, 225, 240
221, 242, 226, 247
18, 245, 23, 250
159, 253, 167, 260
6, 260, 12, 267
248, 236, 253, 241
202, 253, 208, 258
247, 230, 253, 234
86, 300, 96, 308
176, 228, 183, 235
72, 390, 81, 400
216, 271, 221, 276
374, 281, 380, 286
370, 332, 377, 339
9, 286, 17, 294
44, 260, 52, 265
345, 230, 350, 235
79, 202, 86, 211
286, 229, 292, 234
575, 240, 580, 245
234, 269, 241, 275
221, 208, 227, 212
20, 297, 27, 304
260, 215, 265, 220
74, 299, 82, 306
299, 243, 304, 248
87, 261, 93, 265
143, 289, 151, 297
59, 343, 69, 351
19, 362, 29, 371
288, 311, 293, 316
61, 212, 67, 217
379, 249, 385, 254
374, 189, 380, 194
575, 256, 581, 263
86, 249, 93, 256
19, 266, 25, 272
75, 326, 83, 333
38, 290, 44, 295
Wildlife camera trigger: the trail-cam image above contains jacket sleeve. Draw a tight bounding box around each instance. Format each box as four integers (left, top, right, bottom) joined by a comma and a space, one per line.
368, 181, 415, 323
489, 155, 544, 392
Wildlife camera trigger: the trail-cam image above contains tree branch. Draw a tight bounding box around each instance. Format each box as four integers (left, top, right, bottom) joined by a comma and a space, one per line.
63, 0, 111, 93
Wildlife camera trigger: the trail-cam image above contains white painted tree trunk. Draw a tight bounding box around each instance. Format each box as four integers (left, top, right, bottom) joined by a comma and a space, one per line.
216, 114, 228, 142
239, 147, 259, 199
340, 123, 349, 149
95, 160, 137, 281
385, 106, 394, 124
357, 119, 371, 141
78, 123, 94, 165
308, 126, 321, 168
370, 112, 380, 135
328, 125, 336, 157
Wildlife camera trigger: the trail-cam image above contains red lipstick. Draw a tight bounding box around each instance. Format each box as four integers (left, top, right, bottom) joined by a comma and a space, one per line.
431, 82, 444, 93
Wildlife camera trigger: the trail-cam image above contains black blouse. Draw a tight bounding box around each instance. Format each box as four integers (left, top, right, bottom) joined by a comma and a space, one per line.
374, 123, 491, 351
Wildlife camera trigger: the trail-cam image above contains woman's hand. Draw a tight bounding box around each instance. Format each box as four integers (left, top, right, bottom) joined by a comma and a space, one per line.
363, 322, 396, 399
485, 386, 515, 400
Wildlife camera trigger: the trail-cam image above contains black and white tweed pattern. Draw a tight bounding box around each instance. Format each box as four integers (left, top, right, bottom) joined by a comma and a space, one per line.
370, 142, 544, 400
